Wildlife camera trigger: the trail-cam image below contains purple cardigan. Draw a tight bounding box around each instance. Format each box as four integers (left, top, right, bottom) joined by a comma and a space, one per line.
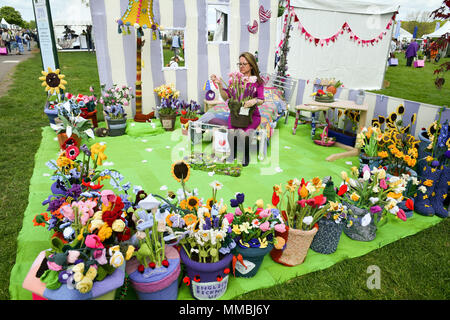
405, 41, 419, 58
227, 81, 265, 130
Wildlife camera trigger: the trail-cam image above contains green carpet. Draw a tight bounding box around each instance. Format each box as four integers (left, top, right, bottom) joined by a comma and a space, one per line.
9, 117, 443, 300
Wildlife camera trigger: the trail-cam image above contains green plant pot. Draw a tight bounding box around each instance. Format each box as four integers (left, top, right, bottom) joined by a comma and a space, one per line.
107, 118, 127, 136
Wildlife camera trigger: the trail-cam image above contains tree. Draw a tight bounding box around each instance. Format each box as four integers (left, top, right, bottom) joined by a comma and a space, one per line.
430, 0, 450, 89
0, 6, 25, 27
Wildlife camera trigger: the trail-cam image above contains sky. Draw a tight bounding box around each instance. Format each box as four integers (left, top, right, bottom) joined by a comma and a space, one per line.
0, 0, 446, 24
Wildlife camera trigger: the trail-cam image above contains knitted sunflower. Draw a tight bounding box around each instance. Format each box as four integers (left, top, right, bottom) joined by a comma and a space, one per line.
39, 67, 67, 94
396, 105, 405, 115
171, 161, 190, 183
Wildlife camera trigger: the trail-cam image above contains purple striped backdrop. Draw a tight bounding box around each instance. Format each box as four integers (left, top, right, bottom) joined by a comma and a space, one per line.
149, 0, 165, 93
257, 0, 271, 73
120, 0, 137, 115
90, 0, 113, 89
173, 0, 188, 101
197, 0, 209, 109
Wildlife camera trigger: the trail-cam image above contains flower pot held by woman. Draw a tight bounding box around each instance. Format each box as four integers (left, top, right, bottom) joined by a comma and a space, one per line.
228, 100, 256, 128
180, 248, 232, 300
126, 245, 180, 300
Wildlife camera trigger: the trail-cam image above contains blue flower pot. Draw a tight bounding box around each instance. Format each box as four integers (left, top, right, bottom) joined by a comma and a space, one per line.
310, 218, 344, 254
417, 129, 431, 177
359, 153, 383, 171
232, 243, 274, 278
328, 128, 357, 147
44, 106, 59, 125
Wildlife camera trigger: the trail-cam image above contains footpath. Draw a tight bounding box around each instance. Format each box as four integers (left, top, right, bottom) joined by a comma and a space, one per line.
0, 42, 37, 96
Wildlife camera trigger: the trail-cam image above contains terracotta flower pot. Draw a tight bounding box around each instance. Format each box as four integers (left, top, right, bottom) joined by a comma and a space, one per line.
126, 245, 180, 300
159, 114, 177, 131
270, 225, 318, 267
57, 133, 81, 149
179, 248, 232, 300
81, 108, 98, 128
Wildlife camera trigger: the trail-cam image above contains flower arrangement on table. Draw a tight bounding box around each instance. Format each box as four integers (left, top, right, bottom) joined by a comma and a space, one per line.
154, 83, 180, 100
30, 143, 138, 297
421, 106, 449, 165
311, 78, 343, 102
50, 100, 95, 147
338, 165, 409, 224
100, 84, 135, 108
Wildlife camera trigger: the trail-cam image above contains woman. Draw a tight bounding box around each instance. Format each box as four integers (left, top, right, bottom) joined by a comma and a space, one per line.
210, 52, 265, 131
210, 52, 265, 165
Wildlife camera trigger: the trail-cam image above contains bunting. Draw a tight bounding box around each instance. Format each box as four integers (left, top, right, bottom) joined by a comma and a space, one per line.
276, 5, 397, 52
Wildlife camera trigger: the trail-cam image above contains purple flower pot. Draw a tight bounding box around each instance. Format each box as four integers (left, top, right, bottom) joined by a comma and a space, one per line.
126, 245, 180, 300
180, 248, 232, 300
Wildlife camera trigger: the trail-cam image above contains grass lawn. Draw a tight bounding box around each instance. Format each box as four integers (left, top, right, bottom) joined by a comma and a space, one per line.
1, 51, 449, 300
369, 55, 450, 107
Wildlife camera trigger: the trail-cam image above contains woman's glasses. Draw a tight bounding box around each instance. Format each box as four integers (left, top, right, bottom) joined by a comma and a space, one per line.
236, 62, 249, 67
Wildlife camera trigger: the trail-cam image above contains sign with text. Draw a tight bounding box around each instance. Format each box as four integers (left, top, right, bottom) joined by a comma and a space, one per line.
32, 0, 59, 71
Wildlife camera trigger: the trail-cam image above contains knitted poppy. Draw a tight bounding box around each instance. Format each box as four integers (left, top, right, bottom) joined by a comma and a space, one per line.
337, 184, 348, 196
65, 145, 80, 160
117, 226, 131, 242
62, 137, 77, 150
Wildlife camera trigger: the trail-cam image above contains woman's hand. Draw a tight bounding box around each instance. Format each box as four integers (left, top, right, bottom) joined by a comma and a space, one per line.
210, 74, 223, 88
243, 99, 256, 108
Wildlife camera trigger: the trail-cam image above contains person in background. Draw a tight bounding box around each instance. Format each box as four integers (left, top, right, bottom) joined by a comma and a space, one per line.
167, 55, 180, 68
405, 38, 419, 67
171, 32, 181, 57
24, 32, 31, 51
390, 37, 397, 59
424, 37, 431, 62
210, 52, 265, 166
1, 29, 10, 54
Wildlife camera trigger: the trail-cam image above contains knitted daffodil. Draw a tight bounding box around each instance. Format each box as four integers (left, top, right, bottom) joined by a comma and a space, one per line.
39, 67, 67, 94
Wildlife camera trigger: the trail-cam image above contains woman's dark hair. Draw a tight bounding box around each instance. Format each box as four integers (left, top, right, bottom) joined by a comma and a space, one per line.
239, 52, 263, 85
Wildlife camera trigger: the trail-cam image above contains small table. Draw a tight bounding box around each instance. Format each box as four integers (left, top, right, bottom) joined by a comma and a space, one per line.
293, 104, 330, 137
298, 99, 369, 162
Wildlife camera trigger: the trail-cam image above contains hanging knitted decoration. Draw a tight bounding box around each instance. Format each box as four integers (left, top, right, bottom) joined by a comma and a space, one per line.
247, 20, 258, 34
117, 0, 161, 38
259, 5, 271, 23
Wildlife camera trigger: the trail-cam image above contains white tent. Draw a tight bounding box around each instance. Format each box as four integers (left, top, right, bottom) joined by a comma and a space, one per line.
1, 18, 11, 29
282, 0, 400, 90
423, 21, 450, 38
397, 27, 413, 41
